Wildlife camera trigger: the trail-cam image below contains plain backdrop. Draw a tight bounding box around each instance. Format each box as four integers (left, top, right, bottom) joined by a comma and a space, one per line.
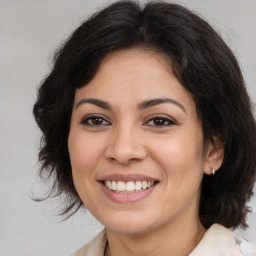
0, 0, 255, 255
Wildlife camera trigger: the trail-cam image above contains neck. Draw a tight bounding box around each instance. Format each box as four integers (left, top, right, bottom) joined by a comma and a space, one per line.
105, 216, 205, 256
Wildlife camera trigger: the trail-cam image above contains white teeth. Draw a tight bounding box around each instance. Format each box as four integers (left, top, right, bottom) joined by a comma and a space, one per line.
126, 181, 135, 192
112, 181, 117, 190
135, 181, 142, 191
104, 180, 155, 193
117, 181, 126, 192
106, 181, 111, 189
142, 181, 147, 189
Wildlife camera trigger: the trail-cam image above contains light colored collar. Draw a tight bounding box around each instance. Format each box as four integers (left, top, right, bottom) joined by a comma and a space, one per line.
71, 224, 256, 256
71, 229, 107, 256
189, 223, 243, 256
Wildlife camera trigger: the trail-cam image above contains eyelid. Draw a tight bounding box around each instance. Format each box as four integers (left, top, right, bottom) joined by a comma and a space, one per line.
80, 114, 111, 126
143, 114, 178, 126
79, 113, 178, 127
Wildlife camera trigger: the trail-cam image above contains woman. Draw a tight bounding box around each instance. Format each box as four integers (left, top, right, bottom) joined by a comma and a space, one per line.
33, 1, 256, 255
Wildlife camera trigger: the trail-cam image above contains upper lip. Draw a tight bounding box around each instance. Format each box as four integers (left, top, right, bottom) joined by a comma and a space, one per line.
98, 173, 159, 182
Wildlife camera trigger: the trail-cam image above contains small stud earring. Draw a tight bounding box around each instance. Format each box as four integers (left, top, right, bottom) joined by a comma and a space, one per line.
210, 167, 215, 175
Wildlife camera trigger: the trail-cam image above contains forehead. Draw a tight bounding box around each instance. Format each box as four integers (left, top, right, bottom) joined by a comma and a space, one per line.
74, 48, 195, 115
93, 48, 173, 88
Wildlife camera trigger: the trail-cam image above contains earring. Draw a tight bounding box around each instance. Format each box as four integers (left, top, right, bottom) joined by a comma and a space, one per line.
210, 167, 215, 175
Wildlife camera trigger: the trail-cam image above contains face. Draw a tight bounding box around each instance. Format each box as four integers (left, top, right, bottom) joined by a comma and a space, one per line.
68, 49, 211, 235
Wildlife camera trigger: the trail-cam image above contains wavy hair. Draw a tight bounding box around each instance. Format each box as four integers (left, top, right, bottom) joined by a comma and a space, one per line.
33, 0, 256, 229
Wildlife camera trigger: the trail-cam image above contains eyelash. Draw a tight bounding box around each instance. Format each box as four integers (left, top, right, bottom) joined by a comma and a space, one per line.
144, 115, 177, 127
80, 114, 110, 126
80, 114, 177, 127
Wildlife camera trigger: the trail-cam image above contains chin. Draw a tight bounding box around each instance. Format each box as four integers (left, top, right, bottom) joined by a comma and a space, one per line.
96, 210, 159, 235
106, 222, 154, 235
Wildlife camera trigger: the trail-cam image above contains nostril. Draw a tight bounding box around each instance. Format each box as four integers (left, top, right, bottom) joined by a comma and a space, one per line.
104, 136, 147, 164
108, 156, 142, 165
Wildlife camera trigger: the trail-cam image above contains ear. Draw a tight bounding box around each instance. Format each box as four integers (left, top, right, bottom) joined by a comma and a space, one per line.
203, 138, 224, 175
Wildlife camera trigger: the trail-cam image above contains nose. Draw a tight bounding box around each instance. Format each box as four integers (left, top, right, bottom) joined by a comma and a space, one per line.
104, 124, 147, 165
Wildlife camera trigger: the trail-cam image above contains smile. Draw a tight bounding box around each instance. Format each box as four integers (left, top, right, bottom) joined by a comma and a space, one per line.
98, 174, 159, 203
104, 180, 155, 193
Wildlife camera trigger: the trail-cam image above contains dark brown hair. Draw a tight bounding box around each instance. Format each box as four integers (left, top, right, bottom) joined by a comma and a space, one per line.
33, 0, 256, 229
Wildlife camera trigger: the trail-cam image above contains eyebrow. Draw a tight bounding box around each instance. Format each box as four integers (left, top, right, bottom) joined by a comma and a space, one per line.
75, 97, 186, 113
75, 98, 111, 110
138, 98, 187, 113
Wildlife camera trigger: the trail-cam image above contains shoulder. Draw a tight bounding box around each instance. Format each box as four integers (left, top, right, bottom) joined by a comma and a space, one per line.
235, 235, 256, 256
190, 224, 256, 256
69, 225, 256, 256
70, 229, 107, 256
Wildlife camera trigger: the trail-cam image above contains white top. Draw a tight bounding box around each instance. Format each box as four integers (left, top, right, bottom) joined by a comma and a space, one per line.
70, 224, 256, 256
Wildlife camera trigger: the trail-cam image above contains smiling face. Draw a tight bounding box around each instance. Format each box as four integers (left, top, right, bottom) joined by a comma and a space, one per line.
68, 48, 213, 235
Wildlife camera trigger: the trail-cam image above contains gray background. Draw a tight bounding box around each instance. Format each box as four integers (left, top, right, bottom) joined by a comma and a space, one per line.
0, 0, 255, 255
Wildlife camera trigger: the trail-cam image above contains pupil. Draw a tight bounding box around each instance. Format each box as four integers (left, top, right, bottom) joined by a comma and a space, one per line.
154, 118, 164, 125
92, 118, 102, 125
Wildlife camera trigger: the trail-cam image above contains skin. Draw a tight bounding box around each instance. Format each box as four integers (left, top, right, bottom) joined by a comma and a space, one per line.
68, 48, 224, 256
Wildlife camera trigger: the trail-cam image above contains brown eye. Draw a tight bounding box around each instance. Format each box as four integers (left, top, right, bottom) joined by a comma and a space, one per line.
81, 115, 110, 126
145, 116, 176, 127
153, 118, 168, 126
91, 117, 104, 125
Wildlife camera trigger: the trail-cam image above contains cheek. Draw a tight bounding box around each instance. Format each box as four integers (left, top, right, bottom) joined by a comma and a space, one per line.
68, 131, 104, 206
148, 131, 205, 179
152, 135, 205, 206
68, 131, 103, 179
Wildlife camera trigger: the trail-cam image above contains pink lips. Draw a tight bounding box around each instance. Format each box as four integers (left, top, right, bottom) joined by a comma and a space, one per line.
98, 173, 158, 203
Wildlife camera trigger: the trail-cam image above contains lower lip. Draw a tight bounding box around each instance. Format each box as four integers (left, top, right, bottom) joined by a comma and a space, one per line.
99, 182, 156, 203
